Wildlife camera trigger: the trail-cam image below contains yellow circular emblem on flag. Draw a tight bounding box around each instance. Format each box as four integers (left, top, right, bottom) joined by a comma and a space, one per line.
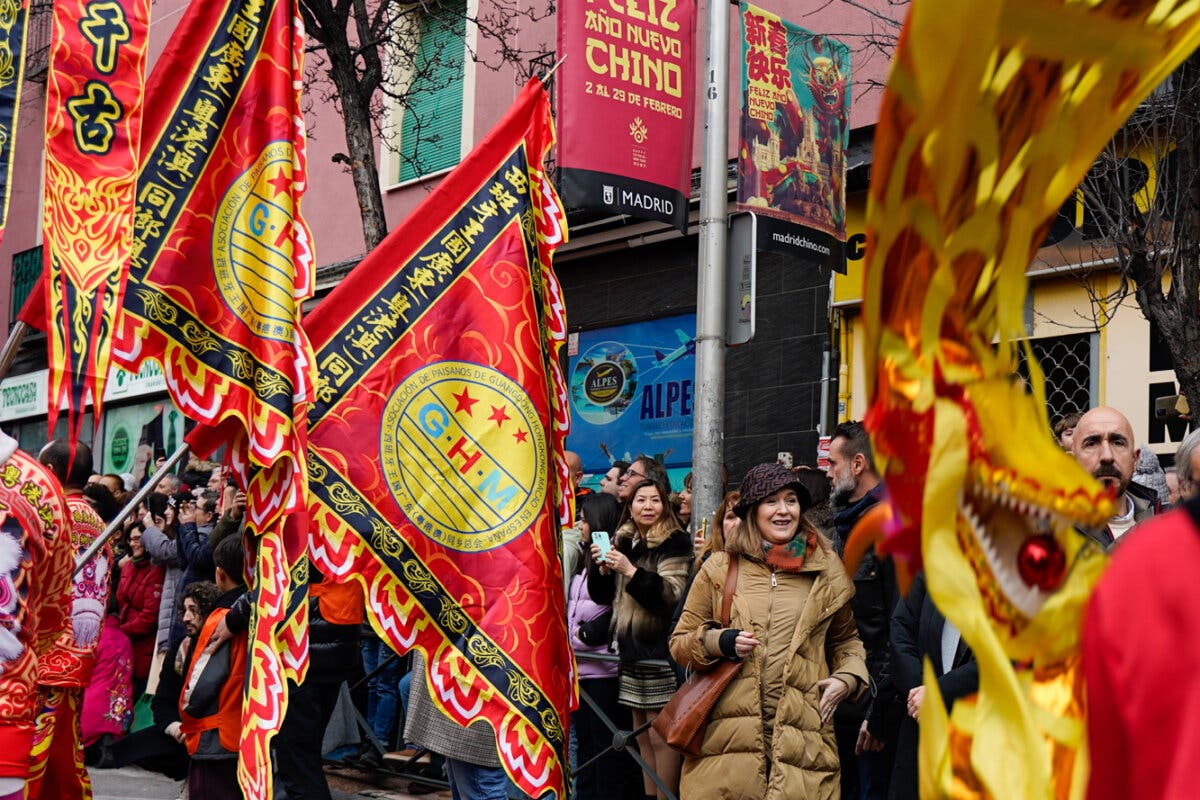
212, 141, 298, 343
381, 361, 547, 553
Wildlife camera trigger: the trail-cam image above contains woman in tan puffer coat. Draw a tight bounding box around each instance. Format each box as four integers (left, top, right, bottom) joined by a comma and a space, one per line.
670, 463, 869, 800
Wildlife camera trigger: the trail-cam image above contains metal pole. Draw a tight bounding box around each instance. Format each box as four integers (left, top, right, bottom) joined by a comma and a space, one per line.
0, 321, 31, 384
691, 0, 732, 529
74, 442, 190, 577
818, 344, 831, 436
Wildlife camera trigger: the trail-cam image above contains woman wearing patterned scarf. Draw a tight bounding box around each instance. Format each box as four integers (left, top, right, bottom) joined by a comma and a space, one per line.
670, 462, 869, 800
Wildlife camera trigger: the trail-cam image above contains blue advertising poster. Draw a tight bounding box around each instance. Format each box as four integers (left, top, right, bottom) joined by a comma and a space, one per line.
568, 314, 696, 475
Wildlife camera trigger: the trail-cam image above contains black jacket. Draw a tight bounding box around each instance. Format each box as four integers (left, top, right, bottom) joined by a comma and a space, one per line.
307, 578, 361, 684
588, 528, 693, 664
223, 573, 360, 684
833, 483, 900, 740
152, 634, 189, 732
888, 573, 978, 800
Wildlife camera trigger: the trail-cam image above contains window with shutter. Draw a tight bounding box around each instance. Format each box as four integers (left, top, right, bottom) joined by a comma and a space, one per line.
398, 2, 467, 183
11, 245, 42, 322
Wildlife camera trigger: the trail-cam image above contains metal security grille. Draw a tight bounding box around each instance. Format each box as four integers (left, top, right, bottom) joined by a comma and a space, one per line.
11, 245, 42, 322
1016, 333, 1095, 425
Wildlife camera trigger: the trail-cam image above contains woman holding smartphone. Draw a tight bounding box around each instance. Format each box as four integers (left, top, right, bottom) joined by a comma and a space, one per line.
588, 478, 693, 800
567, 493, 643, 800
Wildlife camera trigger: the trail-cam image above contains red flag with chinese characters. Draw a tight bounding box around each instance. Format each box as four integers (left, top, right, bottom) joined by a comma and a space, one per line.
305, 79, 573, 799
110, 1, 313, 797
42, 0, 150, 443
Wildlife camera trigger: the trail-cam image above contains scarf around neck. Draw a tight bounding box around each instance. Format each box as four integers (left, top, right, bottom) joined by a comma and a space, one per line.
762, 529, 818, 573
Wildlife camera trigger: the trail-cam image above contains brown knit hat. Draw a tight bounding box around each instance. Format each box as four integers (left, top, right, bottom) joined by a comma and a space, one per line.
733, 463, 813, 518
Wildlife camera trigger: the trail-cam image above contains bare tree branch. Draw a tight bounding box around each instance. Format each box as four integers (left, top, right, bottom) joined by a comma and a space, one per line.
301, 0, 554, 251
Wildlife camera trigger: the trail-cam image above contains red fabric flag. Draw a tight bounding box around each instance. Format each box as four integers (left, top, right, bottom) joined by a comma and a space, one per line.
42, 0, 150, 444
16, 277, 45, 331
110, 1, 313, 797
305, 78, 573, 799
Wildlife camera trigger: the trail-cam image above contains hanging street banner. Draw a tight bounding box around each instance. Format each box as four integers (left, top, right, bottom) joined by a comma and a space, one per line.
737, 3, 850, 272
567, 314, 696, 474
304, 79, 573, 800
0, 0, 32, 246
556, 0, 697, 232
109, 0, 314, 797
42, 0, 151, 448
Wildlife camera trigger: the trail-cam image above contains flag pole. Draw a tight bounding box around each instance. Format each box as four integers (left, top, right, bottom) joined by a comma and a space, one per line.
74, 442, 191, 577
0, 321, 31, 384
538, 55, 566, 85
691, 0, 732, 528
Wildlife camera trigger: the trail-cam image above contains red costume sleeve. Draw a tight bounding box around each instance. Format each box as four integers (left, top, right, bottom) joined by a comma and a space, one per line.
1082, 591, 1130, 800
0, 451, 73, 780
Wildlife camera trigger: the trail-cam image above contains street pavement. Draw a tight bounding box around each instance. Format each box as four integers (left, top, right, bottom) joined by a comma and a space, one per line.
88, 764, 451, 799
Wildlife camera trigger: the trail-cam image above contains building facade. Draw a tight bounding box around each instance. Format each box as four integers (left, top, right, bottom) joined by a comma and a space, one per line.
2, 0, 899, 484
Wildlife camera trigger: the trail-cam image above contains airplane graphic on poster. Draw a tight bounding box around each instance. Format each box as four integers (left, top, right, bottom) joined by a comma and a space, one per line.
654, 329, 696, 368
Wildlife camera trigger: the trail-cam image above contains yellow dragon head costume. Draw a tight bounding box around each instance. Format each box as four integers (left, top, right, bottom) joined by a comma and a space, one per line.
857, 2, 1200, 797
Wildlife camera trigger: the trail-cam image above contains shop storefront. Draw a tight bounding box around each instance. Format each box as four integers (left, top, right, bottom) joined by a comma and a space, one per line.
0, 361, 185, 478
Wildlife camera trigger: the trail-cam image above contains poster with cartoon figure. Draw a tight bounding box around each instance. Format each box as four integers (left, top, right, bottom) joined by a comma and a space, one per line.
737, 3, 851, 272
567, 314, 696, 474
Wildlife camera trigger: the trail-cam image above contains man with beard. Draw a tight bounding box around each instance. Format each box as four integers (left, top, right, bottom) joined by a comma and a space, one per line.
105, 581, 222, 781
177, 536, 248, 797
1071, 407, 1156, 550
827, 421, 897, 800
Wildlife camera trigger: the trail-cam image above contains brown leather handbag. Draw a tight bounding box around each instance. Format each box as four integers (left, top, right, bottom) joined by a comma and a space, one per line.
653, 555, 741, 757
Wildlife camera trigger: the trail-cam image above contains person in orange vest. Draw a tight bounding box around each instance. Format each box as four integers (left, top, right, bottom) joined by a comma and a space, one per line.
178, 535, 248, 798
0, 431, 73, 800
26, 440, 111, 800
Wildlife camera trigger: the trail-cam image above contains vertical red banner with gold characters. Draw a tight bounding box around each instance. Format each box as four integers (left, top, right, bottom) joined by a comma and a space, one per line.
42, 0, 150, 443
109, 1, 313, 797
556, 0, 696, 232
0, 1, 33, 246
304, 79, 573, 799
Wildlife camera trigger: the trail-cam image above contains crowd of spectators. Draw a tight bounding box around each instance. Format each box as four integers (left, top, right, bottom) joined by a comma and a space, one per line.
63, 403, 1196, 800
551, 408, 1194, 800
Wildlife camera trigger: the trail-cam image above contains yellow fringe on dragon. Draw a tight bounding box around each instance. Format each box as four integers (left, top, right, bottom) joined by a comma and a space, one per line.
855, 2, 1200, 798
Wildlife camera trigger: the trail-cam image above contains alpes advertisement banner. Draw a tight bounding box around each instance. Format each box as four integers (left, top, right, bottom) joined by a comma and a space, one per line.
567, 314, 696, 474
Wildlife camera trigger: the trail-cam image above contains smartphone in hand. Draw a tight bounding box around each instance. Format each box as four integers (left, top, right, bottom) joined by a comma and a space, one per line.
591, 531, 612, 560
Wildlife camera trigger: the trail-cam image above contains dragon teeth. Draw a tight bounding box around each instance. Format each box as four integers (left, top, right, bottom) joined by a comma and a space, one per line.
957, 495, 1048, 621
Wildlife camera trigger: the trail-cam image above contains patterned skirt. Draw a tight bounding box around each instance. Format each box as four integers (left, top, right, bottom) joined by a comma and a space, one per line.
617, 661, 678, 710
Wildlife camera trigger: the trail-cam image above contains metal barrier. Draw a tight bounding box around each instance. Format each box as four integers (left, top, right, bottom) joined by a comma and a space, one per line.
326, 651, 451, 792
330, 649, 681, 800
573, 651, 680, 800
